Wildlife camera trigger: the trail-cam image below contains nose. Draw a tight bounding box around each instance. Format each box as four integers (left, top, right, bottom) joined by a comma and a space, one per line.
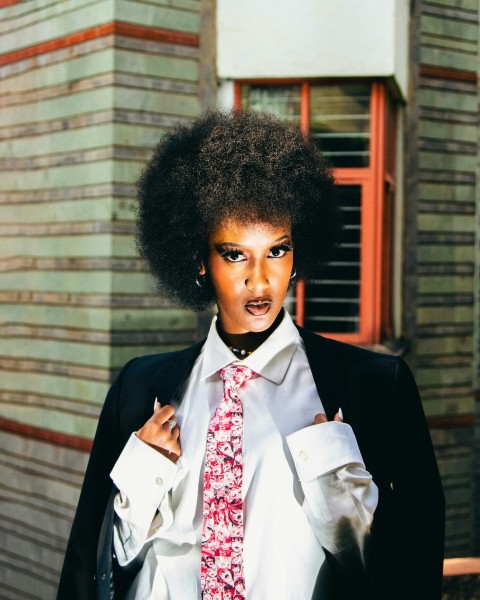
245, 260, 269, 293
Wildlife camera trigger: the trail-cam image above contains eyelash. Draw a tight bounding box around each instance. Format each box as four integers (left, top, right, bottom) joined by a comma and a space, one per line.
220, 243, 292, 262
270, 243, 292, 258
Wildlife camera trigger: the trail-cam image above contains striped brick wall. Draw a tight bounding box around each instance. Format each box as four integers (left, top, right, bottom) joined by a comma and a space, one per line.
1, 0, 479, 593
0, 430, 89, 599
405, 0, 479, 556
0, 0, 201, 595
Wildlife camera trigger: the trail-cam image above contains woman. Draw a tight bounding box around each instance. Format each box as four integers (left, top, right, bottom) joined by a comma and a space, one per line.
58, 111, 445, 600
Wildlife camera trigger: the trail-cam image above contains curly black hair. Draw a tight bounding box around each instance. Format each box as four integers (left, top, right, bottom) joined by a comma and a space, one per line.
136, 110, 340, 311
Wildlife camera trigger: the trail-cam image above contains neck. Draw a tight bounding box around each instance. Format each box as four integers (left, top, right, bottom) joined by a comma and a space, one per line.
216, 309, 284, 359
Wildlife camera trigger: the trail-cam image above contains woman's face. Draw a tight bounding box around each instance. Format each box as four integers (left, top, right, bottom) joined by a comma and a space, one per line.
201, 219, 293, 334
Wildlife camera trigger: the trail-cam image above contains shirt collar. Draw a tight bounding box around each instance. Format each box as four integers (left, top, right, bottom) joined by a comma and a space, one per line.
200, 310, 299, 385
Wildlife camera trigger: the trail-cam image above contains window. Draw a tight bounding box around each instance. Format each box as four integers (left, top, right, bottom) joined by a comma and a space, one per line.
237, 80, 397, 345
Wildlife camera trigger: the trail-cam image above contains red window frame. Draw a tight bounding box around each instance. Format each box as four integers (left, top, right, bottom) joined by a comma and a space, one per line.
235, 80, 395, 346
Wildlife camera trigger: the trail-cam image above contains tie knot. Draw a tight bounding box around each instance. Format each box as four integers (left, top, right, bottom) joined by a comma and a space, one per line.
220, 364, 254, 392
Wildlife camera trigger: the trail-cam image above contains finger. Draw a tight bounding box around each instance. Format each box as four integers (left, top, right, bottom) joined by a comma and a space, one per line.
313, 413, 328, 425
137, 424, 181, 460
333, 407, 344, 422
152, 400, 176, 424
163, 417, 177, 432
160, 417, 180, 446
137, 406, 178, 447
152, 404, 175, 424
161, 437, 181, 454
163, 432, 181, 455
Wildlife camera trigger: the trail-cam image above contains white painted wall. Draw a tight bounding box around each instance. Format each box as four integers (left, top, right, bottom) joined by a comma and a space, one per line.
217, 0, 409, 99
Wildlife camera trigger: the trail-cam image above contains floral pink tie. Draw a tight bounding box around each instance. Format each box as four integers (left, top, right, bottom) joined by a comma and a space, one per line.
201, 364, 254, 600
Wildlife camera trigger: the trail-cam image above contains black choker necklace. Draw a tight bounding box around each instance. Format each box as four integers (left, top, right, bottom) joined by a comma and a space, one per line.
228, 345, 253, 357
216, 308, 285, 358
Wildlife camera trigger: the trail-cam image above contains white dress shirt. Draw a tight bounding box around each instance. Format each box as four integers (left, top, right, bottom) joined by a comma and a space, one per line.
110, 311, 378, 600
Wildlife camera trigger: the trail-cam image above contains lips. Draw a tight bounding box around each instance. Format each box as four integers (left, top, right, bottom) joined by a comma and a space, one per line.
244, 298, 272, 316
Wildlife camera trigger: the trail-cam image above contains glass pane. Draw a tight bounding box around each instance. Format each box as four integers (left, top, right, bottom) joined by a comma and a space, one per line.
303, 185, 361, 333
310, 84, 370, 168
241, 85, 301, 125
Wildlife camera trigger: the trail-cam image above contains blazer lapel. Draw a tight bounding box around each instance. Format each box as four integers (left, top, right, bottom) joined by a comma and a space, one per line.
298, 327, 348, 421
147, 340, 205, 413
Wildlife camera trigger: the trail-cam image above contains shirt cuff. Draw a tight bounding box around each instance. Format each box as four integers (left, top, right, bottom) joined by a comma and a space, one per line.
286, 421, 364, 482
110, 432, 180, 511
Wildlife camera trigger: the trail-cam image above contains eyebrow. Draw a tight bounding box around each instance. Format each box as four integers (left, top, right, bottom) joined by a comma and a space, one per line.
214, 234, 292, 248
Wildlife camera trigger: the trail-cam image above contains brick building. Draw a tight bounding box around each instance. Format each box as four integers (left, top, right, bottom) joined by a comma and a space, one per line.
0, 0, 478, 597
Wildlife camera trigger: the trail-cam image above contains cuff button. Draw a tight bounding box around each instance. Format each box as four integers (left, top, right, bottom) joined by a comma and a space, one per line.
155, 477, 164, 486
298, 450, 308, 461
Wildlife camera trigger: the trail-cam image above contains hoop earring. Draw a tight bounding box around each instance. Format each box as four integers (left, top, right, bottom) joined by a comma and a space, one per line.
196, 272, 206, 287
290, 267, 297, 281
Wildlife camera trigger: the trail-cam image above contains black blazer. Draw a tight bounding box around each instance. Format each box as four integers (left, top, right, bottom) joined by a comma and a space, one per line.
57, 328, 445, 600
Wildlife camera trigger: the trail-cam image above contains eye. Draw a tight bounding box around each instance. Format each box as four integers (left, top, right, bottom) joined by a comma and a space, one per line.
268, 244, 292, 258
220, 249, 246, 262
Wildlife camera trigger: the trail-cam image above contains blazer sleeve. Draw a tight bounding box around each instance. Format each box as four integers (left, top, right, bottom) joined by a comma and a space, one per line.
367, 357, 445, 600
57, 359, 136, 600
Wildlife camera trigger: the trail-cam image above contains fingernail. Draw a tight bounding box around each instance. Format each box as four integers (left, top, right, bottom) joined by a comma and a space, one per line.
153, 397, 159, 412
338, 407, 344, 421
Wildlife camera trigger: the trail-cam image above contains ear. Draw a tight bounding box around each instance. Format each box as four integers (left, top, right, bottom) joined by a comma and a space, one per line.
198, 263, 206, 276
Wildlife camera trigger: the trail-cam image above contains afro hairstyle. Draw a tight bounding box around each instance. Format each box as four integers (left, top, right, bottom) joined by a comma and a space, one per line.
136, 110, 340, 311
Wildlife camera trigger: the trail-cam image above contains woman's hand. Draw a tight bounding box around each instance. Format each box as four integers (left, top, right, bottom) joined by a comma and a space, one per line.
136, 399, 181, 463
313, 408, 343, 424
